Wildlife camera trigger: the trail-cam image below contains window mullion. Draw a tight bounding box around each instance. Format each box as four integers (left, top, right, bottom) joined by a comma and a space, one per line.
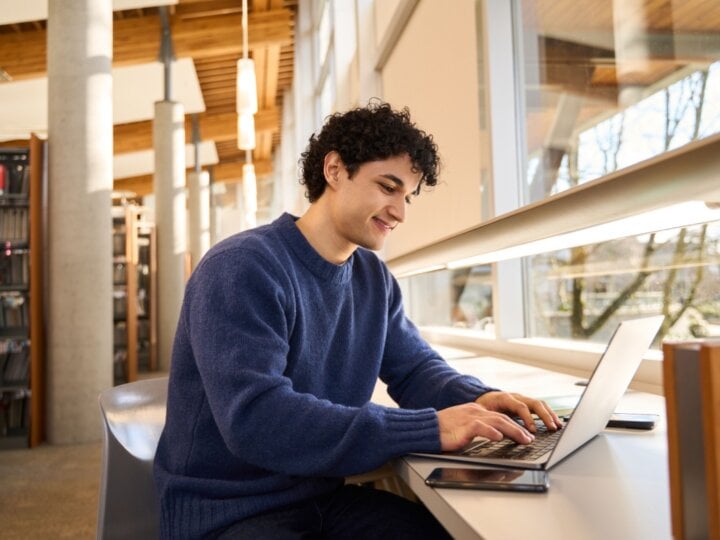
483, 0, 527, 339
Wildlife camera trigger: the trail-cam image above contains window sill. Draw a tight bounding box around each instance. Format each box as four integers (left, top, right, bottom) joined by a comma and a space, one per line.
420, 326, 663, 395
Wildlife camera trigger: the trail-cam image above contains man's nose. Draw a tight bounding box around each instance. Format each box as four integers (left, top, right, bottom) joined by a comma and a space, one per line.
388, 196, 406, 223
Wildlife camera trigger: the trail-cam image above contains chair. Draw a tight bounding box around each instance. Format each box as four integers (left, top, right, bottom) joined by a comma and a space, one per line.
96, 375, 413, 539
97, 376, 168, 540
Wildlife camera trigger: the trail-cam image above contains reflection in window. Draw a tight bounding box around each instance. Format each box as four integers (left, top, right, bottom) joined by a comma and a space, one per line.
528, 222, 720, 345
399, 266, 494, 336
518, 0, 720, 202
514, 0, 720, 347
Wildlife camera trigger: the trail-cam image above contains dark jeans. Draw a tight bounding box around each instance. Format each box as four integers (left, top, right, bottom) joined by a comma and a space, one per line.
216, 484, 451, 539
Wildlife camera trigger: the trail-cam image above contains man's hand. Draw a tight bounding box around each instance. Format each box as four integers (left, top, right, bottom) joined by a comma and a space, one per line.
476, 391, 561, 435
436, 392, 562, 452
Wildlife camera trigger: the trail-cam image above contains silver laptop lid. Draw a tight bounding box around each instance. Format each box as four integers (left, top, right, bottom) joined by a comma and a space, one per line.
545, 315, 664, 469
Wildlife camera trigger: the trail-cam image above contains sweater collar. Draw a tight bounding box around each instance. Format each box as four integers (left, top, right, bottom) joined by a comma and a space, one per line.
276, 213, 354, 284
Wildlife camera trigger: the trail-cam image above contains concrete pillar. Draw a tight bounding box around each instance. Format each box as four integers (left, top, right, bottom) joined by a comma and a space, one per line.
613, 0, 670, 107
46, 0, 113, 443
212, 205, 223, 245
187, 170, 210, 269
154, 101, 187, 372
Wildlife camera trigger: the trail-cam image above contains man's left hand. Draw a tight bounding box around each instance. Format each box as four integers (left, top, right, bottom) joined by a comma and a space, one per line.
475, 391, 562, 434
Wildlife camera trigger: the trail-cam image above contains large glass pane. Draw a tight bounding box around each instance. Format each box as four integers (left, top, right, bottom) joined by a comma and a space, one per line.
314, 0, 331, 79
399, 266, 495, 336
517, 0, 720, 203
528, 221, 720, 345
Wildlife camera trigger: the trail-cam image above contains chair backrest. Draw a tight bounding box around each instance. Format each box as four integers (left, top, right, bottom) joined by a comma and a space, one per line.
97, 376, 168, 540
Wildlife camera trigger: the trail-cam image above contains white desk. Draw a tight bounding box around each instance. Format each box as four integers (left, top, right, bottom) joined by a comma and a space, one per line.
379, 356, 672, 540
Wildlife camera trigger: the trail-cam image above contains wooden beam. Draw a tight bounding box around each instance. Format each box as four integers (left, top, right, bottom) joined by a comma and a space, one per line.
175, 0, 244, 19
0, 9, 293, 82
114, 108, 279, 154
211, 159, 273, 182
113, 175, 156, 197
113, 159, 273, 196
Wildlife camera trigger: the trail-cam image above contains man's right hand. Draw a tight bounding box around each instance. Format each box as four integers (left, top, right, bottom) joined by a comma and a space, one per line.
436, 403, 535, 452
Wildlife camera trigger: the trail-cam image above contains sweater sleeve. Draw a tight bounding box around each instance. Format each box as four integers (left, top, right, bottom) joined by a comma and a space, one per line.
379, 270, 499, 410
184, 249, 441, 477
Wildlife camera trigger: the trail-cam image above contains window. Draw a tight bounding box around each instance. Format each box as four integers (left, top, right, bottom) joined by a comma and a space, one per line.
397, 0, 720, 351
528, 222, 720, 344
400, 266, 494, 335
516, 0, 720, 343
517, 0, 720, 203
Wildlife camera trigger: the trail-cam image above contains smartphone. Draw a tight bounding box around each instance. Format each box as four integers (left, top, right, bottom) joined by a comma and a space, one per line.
559, 412, 657, 430
606, 412, 657, 430
425, 467, 549, 493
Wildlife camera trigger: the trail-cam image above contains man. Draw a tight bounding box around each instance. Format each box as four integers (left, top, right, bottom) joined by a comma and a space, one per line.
154, 102, 560, 539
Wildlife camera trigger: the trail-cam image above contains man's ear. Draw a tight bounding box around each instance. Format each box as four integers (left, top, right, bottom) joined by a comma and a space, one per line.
323, 151, 343, 191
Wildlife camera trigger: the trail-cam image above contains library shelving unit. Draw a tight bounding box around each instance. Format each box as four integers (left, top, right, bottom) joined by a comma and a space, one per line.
0, 135, 45, 449
135, 212, 158, 374
112, 200, 157, 385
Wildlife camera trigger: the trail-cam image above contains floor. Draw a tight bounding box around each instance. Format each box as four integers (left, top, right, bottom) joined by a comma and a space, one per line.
0, 442, 101, 539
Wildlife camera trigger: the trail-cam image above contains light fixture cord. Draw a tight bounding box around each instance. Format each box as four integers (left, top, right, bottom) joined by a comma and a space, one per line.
242, 0, 249, 60
242, 0, 252, 166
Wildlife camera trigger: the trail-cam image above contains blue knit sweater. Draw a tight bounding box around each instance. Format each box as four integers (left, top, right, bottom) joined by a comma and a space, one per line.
154, 213, 494, 539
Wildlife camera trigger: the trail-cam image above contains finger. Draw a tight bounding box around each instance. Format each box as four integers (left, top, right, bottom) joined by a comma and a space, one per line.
498, 394, 536, 432
484, 415, 535, 444
470, 421, 505, 442
513, 402, 538, 433
509, 394, 562, 431
530, 399, 562, 430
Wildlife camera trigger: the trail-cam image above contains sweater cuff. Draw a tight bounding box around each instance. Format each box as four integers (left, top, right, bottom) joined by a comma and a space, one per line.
376, 405, 441, 455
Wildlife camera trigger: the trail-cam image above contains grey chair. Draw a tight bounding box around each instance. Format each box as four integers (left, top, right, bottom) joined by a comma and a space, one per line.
97, 376, 168, 540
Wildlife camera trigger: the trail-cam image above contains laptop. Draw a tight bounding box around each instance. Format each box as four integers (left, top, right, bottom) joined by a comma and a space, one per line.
413, 315, 664, 470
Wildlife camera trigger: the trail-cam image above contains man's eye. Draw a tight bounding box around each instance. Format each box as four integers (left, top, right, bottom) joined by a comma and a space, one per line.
381, 184, 395, 194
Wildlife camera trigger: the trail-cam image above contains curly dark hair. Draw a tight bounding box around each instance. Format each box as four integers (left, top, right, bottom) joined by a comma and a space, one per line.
299, 101, 440, 202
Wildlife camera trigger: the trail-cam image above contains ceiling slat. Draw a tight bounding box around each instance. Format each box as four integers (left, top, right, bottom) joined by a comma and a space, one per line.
113, 158, 273, 196
114, 108, 280, 154
0, 1, 297, 181
0, 9, 292, 81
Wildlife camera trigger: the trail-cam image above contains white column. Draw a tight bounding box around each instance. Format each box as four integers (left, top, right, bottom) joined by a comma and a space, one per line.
613, 0, 659, 108
484, 0, 526, 339
355, 0, 382, 103
46, 0, 113, 443
154, 101, 187, 372
187, 169, 210, 269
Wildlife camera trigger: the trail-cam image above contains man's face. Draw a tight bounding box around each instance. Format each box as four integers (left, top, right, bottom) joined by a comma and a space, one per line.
327, 153, 422, 253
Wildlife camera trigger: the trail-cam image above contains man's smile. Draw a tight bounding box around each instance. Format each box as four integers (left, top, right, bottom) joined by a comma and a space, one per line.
373, 217, 395, 234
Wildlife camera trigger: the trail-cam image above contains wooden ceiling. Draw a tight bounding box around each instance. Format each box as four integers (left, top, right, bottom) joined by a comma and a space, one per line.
0, 0, 297, 197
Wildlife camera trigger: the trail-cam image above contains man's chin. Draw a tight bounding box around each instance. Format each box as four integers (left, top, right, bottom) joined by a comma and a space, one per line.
356, 238, 386, 252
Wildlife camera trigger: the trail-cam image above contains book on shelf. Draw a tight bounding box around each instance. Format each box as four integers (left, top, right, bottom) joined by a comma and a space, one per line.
113, 321, 127, 346
0, 155, 30, 196
0, 292, 28, 328
2, 347, 29, 385
663, 340, 720, 540
0, 207, 29, 242
113, 289, 128, 319
0, 389, 30, 434
0, 251, 29, 287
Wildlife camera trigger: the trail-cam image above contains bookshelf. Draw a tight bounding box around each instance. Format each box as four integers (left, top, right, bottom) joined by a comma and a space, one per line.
0, 135, 45, 449
136, 216, 158, 373
112, 201, 157, 384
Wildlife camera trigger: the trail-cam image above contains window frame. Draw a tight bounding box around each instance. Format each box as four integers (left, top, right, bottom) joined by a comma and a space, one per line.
389, 0, 720, 392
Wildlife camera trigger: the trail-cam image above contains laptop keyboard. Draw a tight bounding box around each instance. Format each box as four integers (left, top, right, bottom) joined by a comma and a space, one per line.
460, 421, 562, 461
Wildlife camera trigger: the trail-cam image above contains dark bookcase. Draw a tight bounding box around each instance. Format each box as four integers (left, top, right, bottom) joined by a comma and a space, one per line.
0, 135, 46, 449
112, 202, 157, 385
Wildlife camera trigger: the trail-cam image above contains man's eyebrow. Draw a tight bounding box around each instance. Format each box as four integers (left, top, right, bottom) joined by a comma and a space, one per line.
380, 173, 421, 196
380, 174, 405, 187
